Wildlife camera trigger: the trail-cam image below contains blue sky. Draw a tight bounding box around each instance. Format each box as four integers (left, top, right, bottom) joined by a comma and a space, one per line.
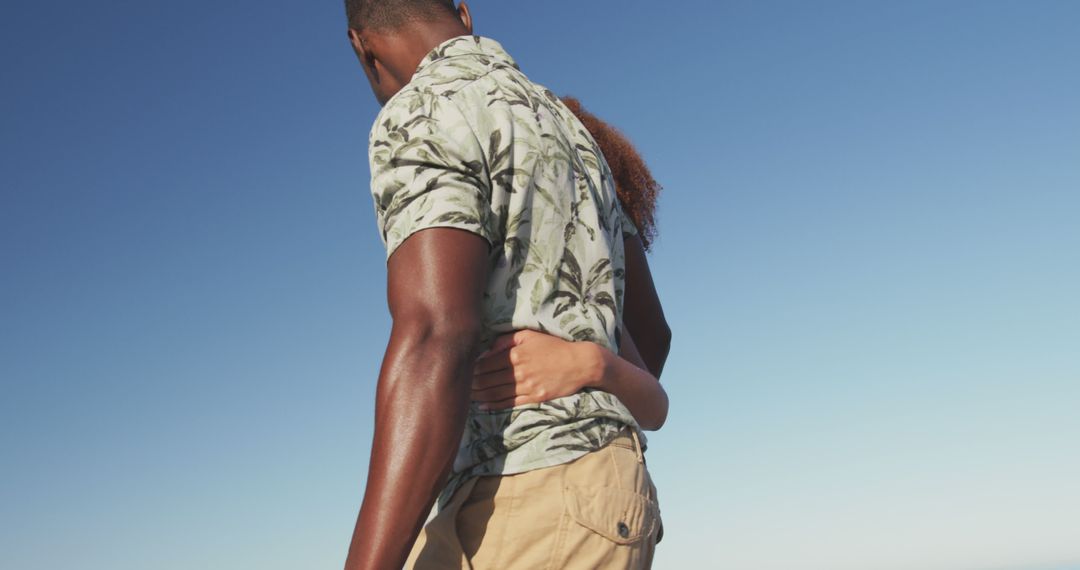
2, 1, 1079, 569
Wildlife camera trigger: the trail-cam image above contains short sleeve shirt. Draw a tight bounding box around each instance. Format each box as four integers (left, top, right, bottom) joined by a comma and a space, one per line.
368, 35, 643, 508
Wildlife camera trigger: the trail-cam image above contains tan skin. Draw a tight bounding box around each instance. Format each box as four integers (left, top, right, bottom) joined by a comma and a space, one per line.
344, 5, 671, 568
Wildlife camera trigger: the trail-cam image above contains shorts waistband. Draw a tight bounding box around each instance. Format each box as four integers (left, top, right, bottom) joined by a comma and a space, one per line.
609, 427, 645, 464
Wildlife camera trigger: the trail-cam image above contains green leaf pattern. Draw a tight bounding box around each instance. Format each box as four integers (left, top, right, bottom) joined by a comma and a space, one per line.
367, 36, 645, 511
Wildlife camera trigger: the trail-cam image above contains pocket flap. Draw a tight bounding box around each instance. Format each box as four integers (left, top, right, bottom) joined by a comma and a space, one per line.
564, 484, 659, 545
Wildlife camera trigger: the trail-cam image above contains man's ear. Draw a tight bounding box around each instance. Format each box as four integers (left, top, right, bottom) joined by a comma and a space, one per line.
348, 28, 367, 59
348, 28, 380, 81
457, 1, 473, 35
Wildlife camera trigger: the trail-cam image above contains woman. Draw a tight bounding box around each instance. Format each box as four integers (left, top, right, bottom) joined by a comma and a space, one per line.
439, 97, 670, 568
471, 96, 671, 433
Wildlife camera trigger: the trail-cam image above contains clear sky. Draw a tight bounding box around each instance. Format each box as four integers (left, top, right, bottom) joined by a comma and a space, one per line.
3, 1, 1079, 569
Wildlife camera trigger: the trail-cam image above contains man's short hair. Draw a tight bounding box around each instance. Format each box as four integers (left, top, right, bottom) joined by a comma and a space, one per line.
344, 0, 457, 31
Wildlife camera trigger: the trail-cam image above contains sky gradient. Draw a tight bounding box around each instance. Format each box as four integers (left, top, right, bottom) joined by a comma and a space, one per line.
3, 1, 1079, 569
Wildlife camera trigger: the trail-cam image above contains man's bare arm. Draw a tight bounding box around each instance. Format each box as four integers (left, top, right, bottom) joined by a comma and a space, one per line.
344, 228, 491, 570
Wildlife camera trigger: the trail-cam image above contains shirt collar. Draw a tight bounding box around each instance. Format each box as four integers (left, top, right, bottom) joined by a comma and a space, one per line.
412, 35, 519, 78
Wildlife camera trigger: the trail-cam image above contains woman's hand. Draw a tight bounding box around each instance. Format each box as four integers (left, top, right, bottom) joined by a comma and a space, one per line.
471, 329, 606, 410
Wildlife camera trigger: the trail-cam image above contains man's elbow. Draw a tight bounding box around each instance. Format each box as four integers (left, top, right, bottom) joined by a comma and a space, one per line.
392, 314, 484, 358
381, 316, 483, 405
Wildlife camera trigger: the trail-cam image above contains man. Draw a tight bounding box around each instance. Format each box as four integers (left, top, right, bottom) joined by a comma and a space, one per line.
342, 1, 669, 568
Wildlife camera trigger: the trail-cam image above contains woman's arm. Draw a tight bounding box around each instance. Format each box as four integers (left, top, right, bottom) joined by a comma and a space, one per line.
598, 328, 669, 429
622, 234, 671, 378
471, 328, 669, 430
471, 235, 672, 430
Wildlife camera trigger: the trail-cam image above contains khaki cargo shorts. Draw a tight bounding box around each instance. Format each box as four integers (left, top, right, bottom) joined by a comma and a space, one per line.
406, 428, 663, 569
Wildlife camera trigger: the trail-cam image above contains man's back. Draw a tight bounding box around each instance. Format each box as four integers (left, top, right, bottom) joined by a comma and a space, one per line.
368, 35, 641, 505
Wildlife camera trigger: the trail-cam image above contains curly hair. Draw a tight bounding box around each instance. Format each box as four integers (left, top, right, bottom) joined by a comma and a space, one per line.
561, 96, 661, 251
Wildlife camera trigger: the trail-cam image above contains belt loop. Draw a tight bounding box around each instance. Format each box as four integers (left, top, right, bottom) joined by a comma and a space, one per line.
630, 428, 644, 464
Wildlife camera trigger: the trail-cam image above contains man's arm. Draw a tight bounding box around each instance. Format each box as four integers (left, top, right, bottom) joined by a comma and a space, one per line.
344, 228, 491, 570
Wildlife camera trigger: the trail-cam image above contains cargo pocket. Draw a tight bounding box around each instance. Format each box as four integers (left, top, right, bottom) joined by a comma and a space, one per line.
563, 484, 660, 546
647, 476, 664, 545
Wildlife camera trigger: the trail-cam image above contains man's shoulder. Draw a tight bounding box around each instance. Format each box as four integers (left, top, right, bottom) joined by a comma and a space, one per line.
368, 85, 468, 151
370, 72, 528, 153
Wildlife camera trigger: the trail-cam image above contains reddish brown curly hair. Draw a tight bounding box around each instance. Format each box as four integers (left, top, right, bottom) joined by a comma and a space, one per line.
561, 96, 661, 251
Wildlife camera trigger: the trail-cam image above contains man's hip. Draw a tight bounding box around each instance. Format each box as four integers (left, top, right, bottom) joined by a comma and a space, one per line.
407, 428, 662, 569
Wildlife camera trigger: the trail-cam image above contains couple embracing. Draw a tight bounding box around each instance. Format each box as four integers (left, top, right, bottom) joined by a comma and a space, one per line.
341, 2, 671, 568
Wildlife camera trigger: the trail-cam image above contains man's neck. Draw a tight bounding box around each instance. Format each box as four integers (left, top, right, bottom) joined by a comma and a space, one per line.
382, 23, 471, 86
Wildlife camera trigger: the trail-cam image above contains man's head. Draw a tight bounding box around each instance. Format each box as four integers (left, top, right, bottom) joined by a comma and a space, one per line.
345, 0, 473, 105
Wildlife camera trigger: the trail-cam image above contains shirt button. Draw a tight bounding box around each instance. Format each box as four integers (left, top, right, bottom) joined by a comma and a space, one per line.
617, 522, 630, 538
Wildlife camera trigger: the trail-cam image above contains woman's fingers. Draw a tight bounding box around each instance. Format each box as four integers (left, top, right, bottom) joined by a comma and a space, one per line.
512, 329, 537, 344
489, 333, 519, 353
476, 330, 535, 360
478, 393, 542, 411
475, 333, 517, 361
472, 366, 518, 393
473, 347, 514, 376
471, 330, 549, 409
478, 397, 516, 411
472, 380, 521, 404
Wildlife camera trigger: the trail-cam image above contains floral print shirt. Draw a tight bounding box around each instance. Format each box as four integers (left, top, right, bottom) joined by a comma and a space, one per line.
367, 35, 644, 509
